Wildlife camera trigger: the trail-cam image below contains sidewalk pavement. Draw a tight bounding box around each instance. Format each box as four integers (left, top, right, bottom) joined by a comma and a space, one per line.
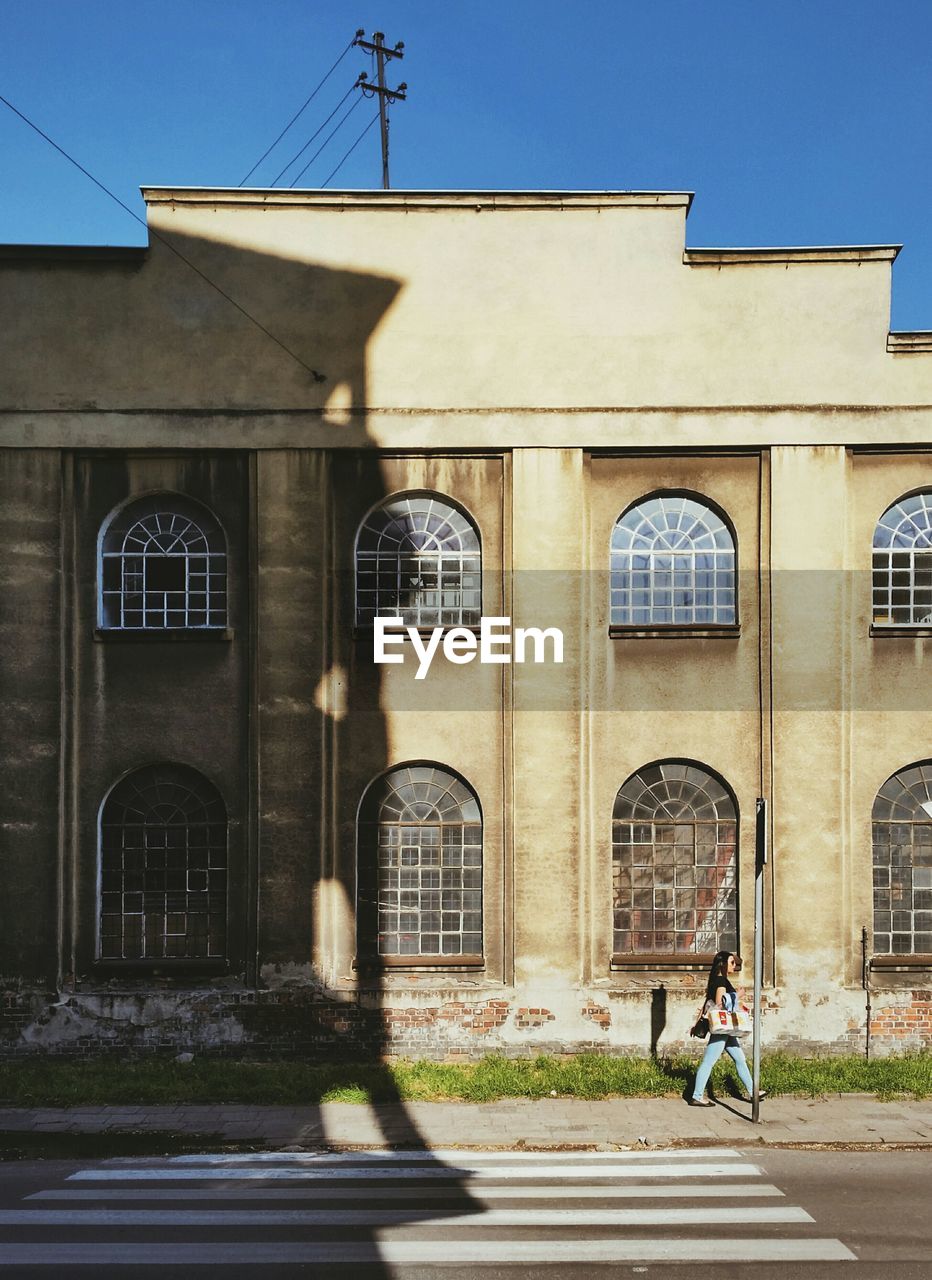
0, 1096, 930, 1149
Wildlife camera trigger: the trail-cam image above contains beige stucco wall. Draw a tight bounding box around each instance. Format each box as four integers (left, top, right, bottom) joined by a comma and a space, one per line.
2, 191, 930, 451
587, 452, 764, 980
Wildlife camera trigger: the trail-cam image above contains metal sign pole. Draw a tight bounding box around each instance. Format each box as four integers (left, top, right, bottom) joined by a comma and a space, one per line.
752, 797, 767, 1124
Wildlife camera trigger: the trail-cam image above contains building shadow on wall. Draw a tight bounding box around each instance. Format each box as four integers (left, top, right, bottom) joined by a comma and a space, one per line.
152, 224, 485, 1270
3, 216, 493, 1274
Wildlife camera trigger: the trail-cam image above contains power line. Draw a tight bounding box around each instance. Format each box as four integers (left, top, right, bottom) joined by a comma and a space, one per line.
322, 112, 381, 188
288, 94, 364, 188
269, 81, 358, 187
238, 38, 355, 186
0, 90, 326, 383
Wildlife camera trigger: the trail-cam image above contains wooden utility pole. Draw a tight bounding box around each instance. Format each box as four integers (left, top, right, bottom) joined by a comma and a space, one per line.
354, 29, 406, 189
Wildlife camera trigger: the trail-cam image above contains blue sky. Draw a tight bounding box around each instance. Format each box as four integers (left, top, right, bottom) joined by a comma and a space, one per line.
1, 0, 930, 328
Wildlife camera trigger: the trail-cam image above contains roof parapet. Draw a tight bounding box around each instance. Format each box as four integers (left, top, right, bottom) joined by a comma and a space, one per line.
887, 331, 932, 354
685, 245, 900, 266
0, 244, 147, 263
141, 187, 694, 213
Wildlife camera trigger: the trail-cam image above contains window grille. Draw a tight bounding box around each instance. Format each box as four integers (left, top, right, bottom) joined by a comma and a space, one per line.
612, 761, 737, 956
611, 495, 736, 626
356, 494, 481, 627
872, 494, 932, 626
358, 765, 482, 959
98, 764, 227, 961
872, 763, 932, 956
99, 494, 227, 630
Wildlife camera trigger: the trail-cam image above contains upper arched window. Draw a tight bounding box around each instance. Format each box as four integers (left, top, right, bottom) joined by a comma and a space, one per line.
357, 764, 482, 960
99, 494, 227, 631
872, 493, 932, 627
355, 493, 481, 627
98, 763, 227, 962
612, 761, 737, 958
611, 494, 736, 626
872, 763, 932, 956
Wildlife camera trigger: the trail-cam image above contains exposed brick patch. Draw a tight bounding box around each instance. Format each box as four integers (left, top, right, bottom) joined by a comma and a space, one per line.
514, 1007, 556, 1030
439, 1000, 511, 1033
4, 984, 926, 1061
581, 1001, 611, 1030
0, 989, 50, 1041
870, 991, 932, 1050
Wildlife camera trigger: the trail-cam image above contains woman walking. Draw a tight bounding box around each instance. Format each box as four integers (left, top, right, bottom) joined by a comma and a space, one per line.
689, 950, 766, 1107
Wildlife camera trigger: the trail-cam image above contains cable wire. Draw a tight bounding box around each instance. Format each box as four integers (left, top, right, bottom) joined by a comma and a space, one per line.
288, 93, 364, 188
269, 81, 357, 187
321, 111, 380, 188
238, 38, 354, 186
0, 90, 326, 382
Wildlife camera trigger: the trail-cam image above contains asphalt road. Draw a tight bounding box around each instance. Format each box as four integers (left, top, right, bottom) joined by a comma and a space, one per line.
0, 1146, 927, 1277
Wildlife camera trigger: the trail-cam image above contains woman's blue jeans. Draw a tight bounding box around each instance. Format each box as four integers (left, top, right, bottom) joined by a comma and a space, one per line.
693, 1034, 754, 1100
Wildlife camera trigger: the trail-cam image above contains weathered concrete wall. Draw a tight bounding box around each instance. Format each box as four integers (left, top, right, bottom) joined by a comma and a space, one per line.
68, 454, 251, 978
3, 439, 931, 1060
2, 191, 931, 1060
255, 451, 327, 972
325, 453, 507, 990
0, 451, 61, 987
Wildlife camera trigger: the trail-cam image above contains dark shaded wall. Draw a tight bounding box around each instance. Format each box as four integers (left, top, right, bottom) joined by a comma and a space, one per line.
255, 450, 330, 972
67, 453, 251, 981
0, 451, 61, 987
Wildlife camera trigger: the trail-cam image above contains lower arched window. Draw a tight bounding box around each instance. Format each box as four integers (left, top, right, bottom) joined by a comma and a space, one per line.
872, 763, 932, 956
98, 764, 227, 961
357, 764, 482, 961
612, 761, 738, 959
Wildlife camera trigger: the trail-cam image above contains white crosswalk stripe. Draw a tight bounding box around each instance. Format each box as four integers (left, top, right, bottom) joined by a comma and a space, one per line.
30, 1181, 788, 1201
1, 1146, 856, 1267
161, 1146, 747, 1163
0, 1205, 816, 1226
66, 1159, 760, 1180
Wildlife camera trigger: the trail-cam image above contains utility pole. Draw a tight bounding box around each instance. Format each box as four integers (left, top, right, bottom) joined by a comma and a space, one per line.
752, 797, 767, 1123
354, 29, 406, 189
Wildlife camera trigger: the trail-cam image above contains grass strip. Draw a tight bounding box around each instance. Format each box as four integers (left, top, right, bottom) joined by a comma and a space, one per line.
0, 1051, 929, 1107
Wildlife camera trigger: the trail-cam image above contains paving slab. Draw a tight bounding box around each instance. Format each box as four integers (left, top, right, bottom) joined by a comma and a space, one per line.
0, 1097, 931, 1149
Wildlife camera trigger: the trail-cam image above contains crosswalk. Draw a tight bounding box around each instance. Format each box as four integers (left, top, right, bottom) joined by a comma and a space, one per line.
0, 1146, 855, 1267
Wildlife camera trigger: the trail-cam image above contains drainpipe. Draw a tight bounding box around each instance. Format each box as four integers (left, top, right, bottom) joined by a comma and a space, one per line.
861, 925, 871, 1061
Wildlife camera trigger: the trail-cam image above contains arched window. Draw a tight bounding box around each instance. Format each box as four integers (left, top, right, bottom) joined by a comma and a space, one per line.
872, 763, 932, 956
612, 761, 737, 957
98, 764, 227, 961
358, 764, 482, 960
872, 493, 932, 627
611, 494, 736, 626
99, 494, 227, 630
355, 493, 481, 627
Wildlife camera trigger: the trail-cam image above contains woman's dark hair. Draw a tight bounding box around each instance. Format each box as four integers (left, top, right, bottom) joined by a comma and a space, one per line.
705, 950, 742, 1000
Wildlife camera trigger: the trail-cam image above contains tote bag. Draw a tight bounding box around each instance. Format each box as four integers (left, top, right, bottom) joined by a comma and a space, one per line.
706, 1003, 752, 1036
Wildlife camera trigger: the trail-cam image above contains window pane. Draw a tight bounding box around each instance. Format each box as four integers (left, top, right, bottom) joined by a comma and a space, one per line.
99, 496, 226, 631
356, 496, 481, 626
871, 763, 932, 953
613, 761, 737, 955
362, 766, 483, 960
98, 765, 227, 961
611, 496, 736, 626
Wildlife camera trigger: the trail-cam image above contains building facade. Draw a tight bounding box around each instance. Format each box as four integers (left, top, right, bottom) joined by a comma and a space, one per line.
1, 188, 931, 1057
